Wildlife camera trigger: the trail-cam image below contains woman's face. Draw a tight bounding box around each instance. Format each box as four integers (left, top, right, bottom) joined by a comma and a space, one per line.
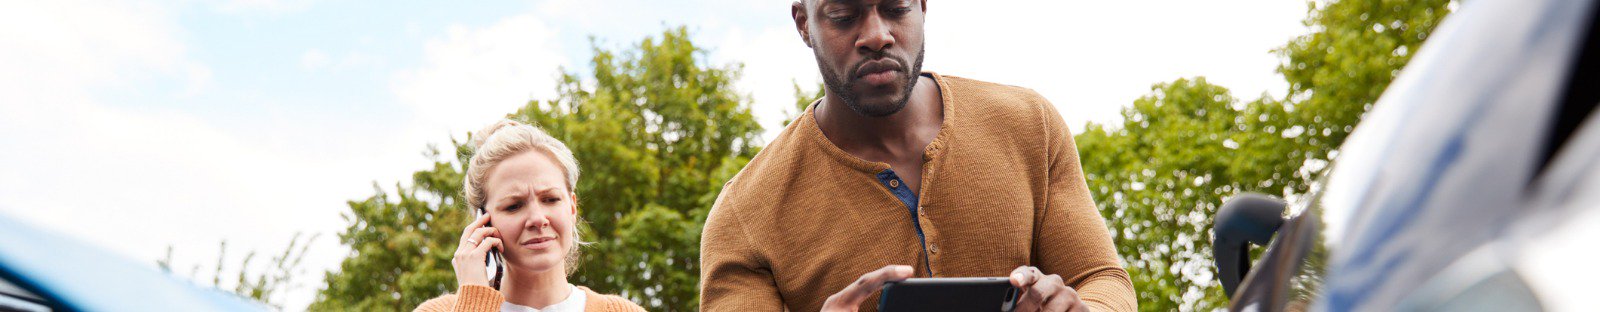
482, 150, 578, 275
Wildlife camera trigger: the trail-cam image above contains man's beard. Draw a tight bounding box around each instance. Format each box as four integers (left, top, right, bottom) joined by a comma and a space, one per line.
816, 47, 926, 118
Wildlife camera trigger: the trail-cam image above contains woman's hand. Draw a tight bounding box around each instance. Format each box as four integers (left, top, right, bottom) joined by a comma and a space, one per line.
820, 265, 914, 312
1009, 266, 1089, 312
452, 214, 502, 288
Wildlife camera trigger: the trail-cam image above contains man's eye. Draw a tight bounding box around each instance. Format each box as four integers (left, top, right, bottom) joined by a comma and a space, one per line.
541, 197, 561, 204
829, 14, 856, 23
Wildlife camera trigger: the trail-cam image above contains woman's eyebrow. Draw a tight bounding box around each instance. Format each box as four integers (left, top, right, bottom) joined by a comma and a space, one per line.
532, 186, 564, 197
495, 191, 527, 205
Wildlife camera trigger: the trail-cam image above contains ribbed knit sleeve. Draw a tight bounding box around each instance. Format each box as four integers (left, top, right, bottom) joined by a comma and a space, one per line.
1036, 99, 1137, 312
412, 285, 503, 312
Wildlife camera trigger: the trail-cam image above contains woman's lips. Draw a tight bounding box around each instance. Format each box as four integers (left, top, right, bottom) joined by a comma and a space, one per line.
521, 236, 557, 249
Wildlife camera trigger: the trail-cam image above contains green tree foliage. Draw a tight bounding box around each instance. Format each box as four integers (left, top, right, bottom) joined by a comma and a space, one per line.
1075, 0, 1456, 310
158, 233, 318, 310
309, 27, 760, 311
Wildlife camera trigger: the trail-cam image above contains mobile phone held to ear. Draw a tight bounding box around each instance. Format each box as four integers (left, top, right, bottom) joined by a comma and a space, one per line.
878, 277, 1020, 312
477, 208, 504, 289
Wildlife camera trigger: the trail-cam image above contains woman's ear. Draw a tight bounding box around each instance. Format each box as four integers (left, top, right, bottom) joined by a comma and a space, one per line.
568, 192, 579, 215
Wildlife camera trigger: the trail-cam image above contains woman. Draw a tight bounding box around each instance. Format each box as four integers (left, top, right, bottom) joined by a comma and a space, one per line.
416, 120, 645, 312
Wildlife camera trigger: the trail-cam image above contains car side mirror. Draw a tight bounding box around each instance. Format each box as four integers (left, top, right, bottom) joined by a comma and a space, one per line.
1212, 193, 1287, 297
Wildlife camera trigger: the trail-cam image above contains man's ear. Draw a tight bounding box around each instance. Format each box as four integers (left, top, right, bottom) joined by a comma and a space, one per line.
792, 1, 813, 48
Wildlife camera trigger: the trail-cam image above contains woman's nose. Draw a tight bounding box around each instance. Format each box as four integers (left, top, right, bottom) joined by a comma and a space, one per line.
526, 210, 551, 229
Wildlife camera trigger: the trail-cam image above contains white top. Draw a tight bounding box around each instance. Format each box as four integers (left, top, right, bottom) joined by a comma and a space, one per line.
500, 285, 585, 312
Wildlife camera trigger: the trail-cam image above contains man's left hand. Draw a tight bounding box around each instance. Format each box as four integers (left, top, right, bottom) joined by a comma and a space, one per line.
1009, 266, 1089, 312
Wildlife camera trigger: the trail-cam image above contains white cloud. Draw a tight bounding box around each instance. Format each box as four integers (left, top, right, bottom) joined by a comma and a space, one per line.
0, 1, 373, 309
924, 0, 1309, 130
714, 26, 822, 141
301, 48, 332, 70
392, 14, 568, 139
212, 0, 317, 14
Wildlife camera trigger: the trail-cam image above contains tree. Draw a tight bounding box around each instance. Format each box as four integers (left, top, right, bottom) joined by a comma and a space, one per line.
158, 233, 318, 310
1075, 0, 1458, 310
310, 27, 760, 311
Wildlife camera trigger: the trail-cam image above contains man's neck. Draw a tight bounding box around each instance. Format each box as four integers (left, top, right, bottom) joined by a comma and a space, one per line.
500, 264, 574, 309
814, 74, 943, 164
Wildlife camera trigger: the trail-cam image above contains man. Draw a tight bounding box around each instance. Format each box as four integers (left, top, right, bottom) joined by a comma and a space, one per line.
699, 0, 1136, 311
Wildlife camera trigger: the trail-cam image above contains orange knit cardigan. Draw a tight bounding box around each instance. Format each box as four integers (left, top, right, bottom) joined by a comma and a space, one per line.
414, 285, 645, 312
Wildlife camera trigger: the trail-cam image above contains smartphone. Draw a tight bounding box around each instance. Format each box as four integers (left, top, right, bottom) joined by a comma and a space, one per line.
477, 208, 504, 289
878, 277, 1020, 312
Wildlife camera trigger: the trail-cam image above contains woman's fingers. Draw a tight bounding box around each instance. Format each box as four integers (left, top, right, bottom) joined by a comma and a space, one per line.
459, 214, 490, 241
471, 237, 503, 255
463, 227, 499, 247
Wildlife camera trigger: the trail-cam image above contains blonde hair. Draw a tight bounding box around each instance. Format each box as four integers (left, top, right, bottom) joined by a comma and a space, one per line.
464, 119, 586, 275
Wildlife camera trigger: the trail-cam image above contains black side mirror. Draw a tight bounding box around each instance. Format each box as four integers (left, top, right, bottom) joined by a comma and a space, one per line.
1212, 193, 1287, 297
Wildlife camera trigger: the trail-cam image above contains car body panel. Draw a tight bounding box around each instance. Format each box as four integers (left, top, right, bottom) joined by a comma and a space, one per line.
0, 211, 265, 311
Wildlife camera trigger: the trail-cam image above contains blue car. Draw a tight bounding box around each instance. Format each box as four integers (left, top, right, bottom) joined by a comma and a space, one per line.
1213, 0, 1600, 310
0, 213, 266, 311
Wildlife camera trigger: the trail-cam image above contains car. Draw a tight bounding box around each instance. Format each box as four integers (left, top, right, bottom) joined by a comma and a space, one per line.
1211, 0, 1600, 310
0, 212, 266, 311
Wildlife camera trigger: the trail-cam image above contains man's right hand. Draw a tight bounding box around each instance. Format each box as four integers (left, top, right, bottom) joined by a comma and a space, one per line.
820, 265, 915, 312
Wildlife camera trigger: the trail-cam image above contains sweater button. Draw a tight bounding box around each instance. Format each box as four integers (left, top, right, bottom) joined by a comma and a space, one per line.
930, 244, 939, 254
889, 180, 900, 188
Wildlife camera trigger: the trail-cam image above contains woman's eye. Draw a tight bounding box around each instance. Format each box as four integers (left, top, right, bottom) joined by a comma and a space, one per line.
504, 203, 522, 211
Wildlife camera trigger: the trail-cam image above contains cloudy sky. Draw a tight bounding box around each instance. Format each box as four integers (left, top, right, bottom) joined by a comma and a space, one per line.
0, 0, 1306, 309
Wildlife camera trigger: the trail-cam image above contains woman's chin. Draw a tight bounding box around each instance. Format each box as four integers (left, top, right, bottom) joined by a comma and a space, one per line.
509, 252, 565, 273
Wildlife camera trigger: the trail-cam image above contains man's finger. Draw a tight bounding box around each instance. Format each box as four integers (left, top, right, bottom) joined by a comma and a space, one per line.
1010, 266, 1041, 288
1034, 274, 1074, 312
834, 265, 914, 305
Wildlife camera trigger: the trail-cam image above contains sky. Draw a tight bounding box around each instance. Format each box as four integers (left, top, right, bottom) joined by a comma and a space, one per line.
0, 0, 1307, 309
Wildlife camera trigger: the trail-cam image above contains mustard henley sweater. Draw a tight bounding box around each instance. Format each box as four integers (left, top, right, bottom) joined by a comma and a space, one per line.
699, 72, 1136, 312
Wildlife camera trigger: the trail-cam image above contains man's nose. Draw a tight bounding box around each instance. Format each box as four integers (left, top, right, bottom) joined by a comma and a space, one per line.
856, 11, 895, 52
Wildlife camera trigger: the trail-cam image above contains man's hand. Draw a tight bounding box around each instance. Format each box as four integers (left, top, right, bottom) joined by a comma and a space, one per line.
821, 265, 915, 312
1009, 266, 1089, 312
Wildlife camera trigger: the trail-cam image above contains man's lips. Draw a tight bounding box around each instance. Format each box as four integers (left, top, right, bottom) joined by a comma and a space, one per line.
855, 58, 904, 86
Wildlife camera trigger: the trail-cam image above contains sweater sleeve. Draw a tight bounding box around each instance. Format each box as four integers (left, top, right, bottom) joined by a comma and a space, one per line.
699, 194, 786, 311
413, 285, 504, 312
1035, 100, 1138, 312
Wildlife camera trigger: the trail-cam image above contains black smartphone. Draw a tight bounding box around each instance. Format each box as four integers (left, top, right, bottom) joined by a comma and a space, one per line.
878, 277, 1020, 312
477, 208, 504, 289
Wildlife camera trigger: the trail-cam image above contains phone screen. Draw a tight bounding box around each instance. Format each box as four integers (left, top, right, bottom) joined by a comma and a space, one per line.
878, 277, 1020, 312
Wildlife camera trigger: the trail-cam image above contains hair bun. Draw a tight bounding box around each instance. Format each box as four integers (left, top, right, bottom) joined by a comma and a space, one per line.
470, 119, 524, 150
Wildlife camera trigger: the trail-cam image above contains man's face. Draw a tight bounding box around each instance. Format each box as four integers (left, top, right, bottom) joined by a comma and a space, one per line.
797, 0, 926, 117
